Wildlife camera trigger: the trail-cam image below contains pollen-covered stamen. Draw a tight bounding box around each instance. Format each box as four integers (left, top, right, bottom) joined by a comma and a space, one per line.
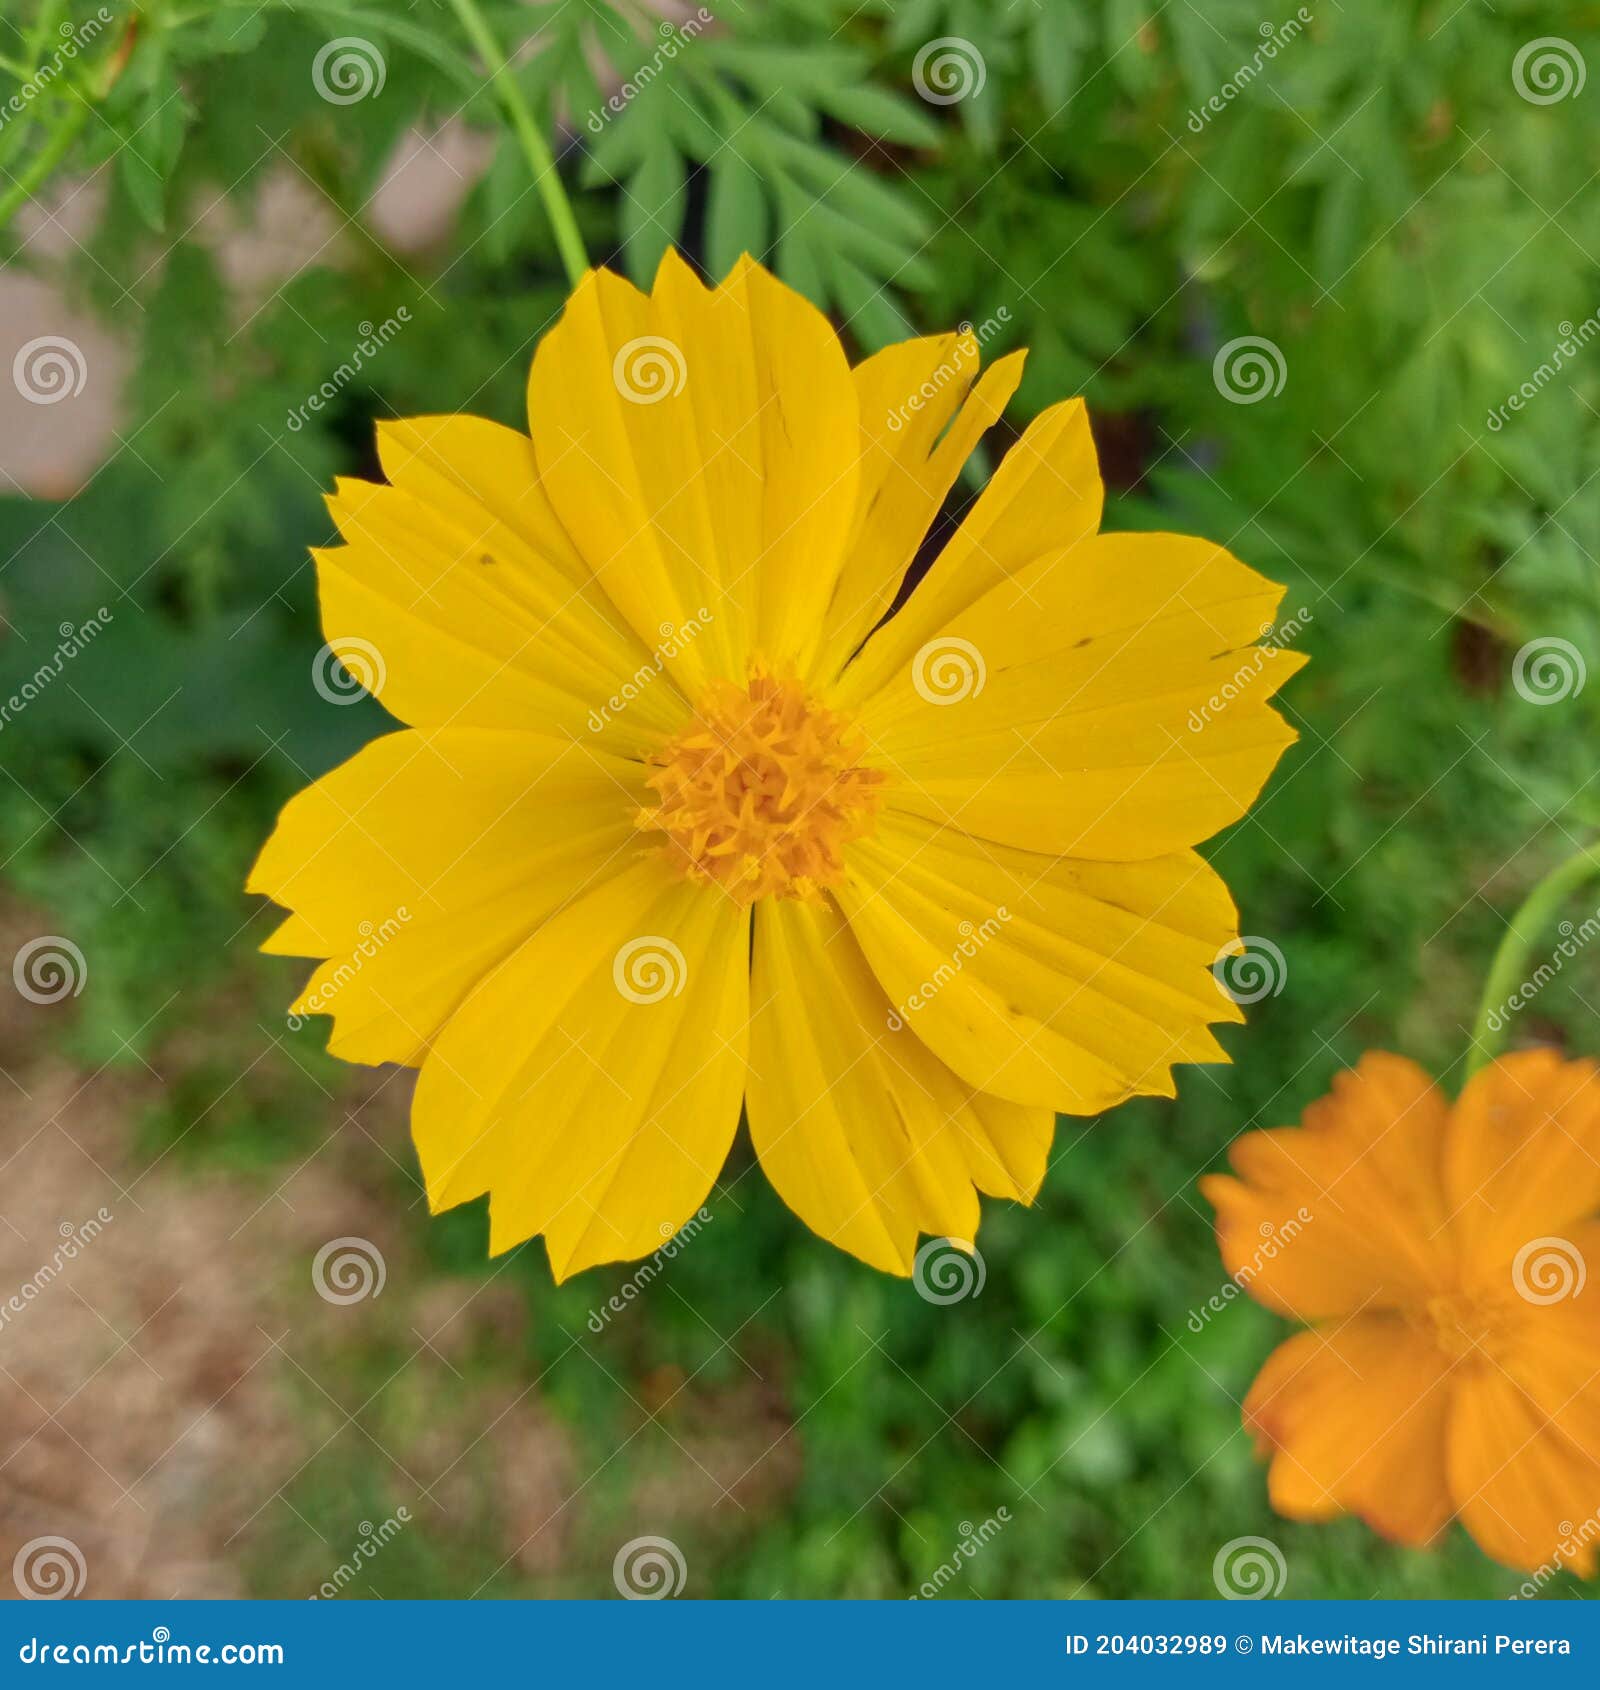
1416, 1289, 1509, 1363
637, 671, 886, 904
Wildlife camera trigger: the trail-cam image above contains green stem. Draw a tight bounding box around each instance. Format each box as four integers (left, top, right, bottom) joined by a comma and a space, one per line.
445, 0, 588, 288
0, 92, 89, 234
1465, 839, 1600, 1077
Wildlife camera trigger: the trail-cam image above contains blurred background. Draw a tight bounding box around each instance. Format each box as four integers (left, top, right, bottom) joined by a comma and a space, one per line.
1, 0, 1598, 1600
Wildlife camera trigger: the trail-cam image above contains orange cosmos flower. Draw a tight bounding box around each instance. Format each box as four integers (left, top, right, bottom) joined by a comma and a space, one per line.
1202, 1049, 1600, 1576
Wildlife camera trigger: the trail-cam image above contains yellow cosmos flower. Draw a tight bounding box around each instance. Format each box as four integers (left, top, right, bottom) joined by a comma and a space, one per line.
250, 252, 1303, 1281
1203, 1050, 1600, 1577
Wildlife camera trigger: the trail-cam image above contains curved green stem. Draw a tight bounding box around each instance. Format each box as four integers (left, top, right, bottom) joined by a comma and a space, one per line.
1465, 839, 1600, 1077
446, 0, 588, 288
0, 92, 89, 234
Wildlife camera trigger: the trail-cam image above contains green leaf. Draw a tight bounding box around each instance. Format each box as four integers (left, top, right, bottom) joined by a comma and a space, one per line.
706, 149, 770, 276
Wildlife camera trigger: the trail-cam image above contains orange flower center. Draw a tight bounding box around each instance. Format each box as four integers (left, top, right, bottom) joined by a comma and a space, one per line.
638, 671, 886, 905
1418, 1289, 1509, 1363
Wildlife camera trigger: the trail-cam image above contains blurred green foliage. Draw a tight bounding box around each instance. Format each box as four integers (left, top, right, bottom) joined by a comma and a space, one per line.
2, 0, 1598, 1599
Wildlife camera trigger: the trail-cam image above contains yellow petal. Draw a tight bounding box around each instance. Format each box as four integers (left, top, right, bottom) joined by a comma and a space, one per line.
526, 254, 859, 688
319, 459, 683, 754
836, 813, 1241, 1111
850, 531, 1304, 858
1244, 1318, 1456, 1546
813, 337, 1027, 680
1200, 1053, 1456, 1320
834, 395, 1102, 701
375, 413, 590, 588
747, 896, 1054, 1275
247, 729, 643, 1065
411, 856, 750, 1280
